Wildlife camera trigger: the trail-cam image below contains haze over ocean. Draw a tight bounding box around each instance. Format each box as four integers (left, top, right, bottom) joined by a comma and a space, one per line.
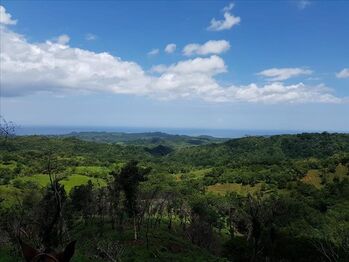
16, 126, 329, 138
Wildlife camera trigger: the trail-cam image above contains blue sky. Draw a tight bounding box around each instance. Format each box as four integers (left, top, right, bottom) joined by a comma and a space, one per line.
0, 1, 348, 131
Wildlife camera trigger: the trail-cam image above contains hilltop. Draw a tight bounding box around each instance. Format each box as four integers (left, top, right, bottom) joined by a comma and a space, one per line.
58, 131, 227, 148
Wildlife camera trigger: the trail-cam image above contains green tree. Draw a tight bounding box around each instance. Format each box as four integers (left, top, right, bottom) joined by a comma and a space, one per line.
111, 160, 151, 240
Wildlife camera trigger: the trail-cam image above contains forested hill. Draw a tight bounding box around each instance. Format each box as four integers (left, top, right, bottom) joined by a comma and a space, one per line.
58, 131, 226, 147
1, 132, 349, 261
168, 132, 349, 166
4, 133, 349, 168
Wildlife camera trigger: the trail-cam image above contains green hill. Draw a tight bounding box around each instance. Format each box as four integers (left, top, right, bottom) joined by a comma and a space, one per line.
1, 132, 349, 261
58, 131, 226, 148
169, 132, 349, 167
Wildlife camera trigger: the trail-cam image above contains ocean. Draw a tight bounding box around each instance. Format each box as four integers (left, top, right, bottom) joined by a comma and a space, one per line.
14, 126, 308, 138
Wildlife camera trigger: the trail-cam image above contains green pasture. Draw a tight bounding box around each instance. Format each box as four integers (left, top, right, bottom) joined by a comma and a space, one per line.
207, 182, 262, 196
11, 174, 106, 193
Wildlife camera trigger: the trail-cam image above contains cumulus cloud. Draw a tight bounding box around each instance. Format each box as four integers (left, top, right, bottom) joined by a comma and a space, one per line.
164, 43, 176, 53
0, 27, 150, 97
0, 7, 344, 104
207, 3, 240, 31
183, 40, 230, 56
258, 68, 313, 81
0, 5, 17, 25
149, 59, 340, 103
336, 68, 349, 79
147, 48, 159, 56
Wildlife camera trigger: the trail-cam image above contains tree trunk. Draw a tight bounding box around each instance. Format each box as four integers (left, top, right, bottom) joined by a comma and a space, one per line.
133, 215, 138, 241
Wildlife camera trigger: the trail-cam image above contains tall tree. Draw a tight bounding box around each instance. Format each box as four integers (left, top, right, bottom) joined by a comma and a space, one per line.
112, 160, 150, 240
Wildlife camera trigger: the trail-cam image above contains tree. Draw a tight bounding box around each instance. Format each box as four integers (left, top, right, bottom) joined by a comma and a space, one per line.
228, 193, 283, 261
69, 180, 94, 222
0, 116, 16, 140
37, 181, 68, 248
111, 160, 150, 240
187, 194, 221, 249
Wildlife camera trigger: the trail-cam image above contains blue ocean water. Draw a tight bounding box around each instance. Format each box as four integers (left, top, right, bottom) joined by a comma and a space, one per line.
15, 126, 307, 138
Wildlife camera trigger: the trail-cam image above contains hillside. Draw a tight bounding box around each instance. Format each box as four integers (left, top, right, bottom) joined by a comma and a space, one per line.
59, 131, 227, 148
0, 132, 349, 261
168, 132, 349, 166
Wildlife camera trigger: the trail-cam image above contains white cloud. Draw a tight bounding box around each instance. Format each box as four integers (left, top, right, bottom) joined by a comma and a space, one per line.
164, 43, 176, 54
0, 27, 150, 97
221, 82, 341, 104
298, 0, 311, 10
336, 68, 349, 79
0, 7, 344, 104
258, 68, 313, 81
55, 34, 70, 45
0, 5, 17, 25
183, 40, 230, 56
222, 3, 234, 12
153, 55, 226, 75
85, 33, 97, 41
207, 3, 240, 31
150, 64, 168, 74
150, 61, 341, 103
147, 48, 159, 56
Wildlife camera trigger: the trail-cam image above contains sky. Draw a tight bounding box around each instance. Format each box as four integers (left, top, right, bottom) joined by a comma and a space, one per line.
0, 0, 348, 131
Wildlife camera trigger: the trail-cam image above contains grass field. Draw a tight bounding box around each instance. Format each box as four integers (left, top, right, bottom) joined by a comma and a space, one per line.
207, 182, 262, 196
12, 174, 107, 193
60, 174, 107, 192
175, 168, 212, 181
301, 164, 348, 189
69, 165, 110, 178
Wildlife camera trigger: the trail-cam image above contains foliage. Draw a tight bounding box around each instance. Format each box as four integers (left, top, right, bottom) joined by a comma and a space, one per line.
0, 132, 349, 261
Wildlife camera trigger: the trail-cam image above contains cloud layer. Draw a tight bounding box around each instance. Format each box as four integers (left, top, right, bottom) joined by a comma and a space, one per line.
0, 5, 344, 104
258, 68, 313, 81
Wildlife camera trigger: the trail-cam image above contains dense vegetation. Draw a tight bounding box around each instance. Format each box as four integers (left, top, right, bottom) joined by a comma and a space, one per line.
59, 131, 226, 148
0, 132, 348, 261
